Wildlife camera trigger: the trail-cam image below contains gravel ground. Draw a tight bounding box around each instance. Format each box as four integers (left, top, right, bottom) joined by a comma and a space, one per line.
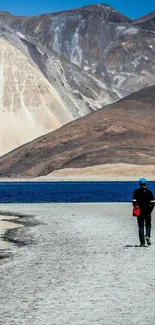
0, 203, 155, 325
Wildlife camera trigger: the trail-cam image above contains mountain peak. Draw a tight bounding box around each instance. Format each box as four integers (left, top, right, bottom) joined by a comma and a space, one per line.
0, 4, 131, 23
49, 3, 132, 24
77, 4, 115, 10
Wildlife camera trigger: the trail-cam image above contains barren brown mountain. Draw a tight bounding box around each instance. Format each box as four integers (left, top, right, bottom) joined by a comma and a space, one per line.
0, 86, 154, 178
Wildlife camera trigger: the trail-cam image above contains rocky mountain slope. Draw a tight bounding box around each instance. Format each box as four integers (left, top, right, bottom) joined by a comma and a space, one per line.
0, 86, 154, 177
0, 5, 155, 155
134, 12, 155, 31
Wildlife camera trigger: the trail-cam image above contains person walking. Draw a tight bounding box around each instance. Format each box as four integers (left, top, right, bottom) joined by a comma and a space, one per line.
132, 178, 155, 246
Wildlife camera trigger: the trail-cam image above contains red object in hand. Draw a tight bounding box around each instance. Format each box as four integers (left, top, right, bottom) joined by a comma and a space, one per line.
133, 205, 141, 217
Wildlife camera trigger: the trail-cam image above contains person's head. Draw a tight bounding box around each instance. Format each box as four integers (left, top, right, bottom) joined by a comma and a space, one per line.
139, 178, 147, 187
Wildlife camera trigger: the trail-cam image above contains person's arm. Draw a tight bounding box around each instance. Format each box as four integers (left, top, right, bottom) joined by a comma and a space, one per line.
132, 190, 137, 206
149, 191, 155, 213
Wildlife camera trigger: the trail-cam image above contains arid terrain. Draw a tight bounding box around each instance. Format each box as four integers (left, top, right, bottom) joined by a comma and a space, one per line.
0, 86, 154, 177
0, 4, 155, 155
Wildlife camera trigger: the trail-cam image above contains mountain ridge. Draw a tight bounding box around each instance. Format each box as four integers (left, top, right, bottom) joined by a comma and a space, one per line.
134, 11, 155, 24
0, 4, 132, 19
134, 11, 155, 31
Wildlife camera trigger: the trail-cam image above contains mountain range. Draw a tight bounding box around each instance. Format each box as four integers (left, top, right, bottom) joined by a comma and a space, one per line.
0, 4, 155, 156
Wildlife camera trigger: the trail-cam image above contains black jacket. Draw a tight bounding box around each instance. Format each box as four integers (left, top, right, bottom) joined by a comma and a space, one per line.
132, 186, 155, 215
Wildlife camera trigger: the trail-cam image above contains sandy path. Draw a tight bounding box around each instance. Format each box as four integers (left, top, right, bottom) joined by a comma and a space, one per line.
0, 203, 155, 324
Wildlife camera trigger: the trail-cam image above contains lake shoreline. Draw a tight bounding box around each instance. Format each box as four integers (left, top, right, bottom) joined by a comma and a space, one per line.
0, 177, 155, 182
0, 211, 37, 250
0, 214, 23, 249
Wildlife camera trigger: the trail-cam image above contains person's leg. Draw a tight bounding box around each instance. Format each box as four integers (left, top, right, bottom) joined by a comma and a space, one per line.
145, 215, 151, 245
137, 217, 145, 245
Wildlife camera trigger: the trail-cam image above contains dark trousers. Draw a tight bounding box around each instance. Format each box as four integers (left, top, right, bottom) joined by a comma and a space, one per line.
137, 215, 151, 245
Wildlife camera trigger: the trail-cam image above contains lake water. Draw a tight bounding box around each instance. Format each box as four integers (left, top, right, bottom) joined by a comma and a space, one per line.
0, 181, 155, 203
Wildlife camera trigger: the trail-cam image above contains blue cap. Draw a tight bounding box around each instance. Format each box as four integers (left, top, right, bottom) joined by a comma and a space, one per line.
139, 178, 146, 185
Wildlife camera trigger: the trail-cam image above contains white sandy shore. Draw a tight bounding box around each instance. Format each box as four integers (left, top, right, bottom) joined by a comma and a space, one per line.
1, 203, 155, 324
0, 215, 23, 249
0, 163, 155, 181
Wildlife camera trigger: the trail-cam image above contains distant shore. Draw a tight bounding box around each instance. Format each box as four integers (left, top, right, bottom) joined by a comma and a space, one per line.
0, 163, 155, 181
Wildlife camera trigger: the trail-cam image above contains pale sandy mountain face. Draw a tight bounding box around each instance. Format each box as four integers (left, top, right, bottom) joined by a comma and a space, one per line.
0, 5, 155, 156
0, 39, 73, 155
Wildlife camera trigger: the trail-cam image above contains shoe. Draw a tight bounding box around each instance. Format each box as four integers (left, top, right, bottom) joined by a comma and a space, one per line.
146, 237, 151, 245
139, 243, 145, 247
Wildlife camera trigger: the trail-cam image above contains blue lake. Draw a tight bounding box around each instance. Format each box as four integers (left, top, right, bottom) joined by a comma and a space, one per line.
0, 181, 155, 203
